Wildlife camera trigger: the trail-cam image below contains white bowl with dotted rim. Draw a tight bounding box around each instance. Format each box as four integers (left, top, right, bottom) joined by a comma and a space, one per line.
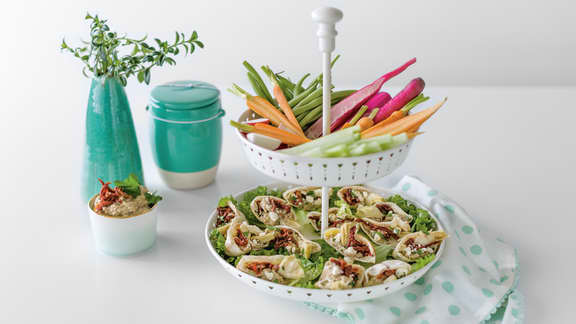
235, 110, 413, 187
204, 182, 446, 303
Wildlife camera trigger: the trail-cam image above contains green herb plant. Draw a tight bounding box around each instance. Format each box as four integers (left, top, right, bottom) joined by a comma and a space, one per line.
61, 13, 204, 86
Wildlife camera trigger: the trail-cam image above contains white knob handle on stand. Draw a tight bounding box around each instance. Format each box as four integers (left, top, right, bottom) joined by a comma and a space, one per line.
312, 7, 343, 54
312, 7, 343, 236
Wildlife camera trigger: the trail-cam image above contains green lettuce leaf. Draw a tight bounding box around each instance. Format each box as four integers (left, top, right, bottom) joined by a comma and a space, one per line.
410, 254, 435, 273
386, 194, 437, 234
235, 186, 283, 227
314, 239, 340, 260
218, 195, 237, 207
329, 187, 341, 208
374, 244, 394, 263
292, 256, 325, 288
209, 229, 238, 265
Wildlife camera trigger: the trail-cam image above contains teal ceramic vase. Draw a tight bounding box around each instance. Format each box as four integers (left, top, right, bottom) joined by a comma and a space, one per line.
82, 77, 144, 202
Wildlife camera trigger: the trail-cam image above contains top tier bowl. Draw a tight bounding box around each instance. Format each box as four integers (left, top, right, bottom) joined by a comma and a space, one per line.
235, 110, 413, 186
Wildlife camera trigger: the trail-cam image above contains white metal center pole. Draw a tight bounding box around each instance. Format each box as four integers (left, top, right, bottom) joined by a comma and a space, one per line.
312, 7, 343, 237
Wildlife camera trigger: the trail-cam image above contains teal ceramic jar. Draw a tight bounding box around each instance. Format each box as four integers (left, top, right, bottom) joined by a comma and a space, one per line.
148, 81, 225, 189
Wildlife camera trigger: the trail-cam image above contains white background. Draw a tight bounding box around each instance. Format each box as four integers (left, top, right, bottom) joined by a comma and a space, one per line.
1, 0, 575, 89
1, 1, 575, 324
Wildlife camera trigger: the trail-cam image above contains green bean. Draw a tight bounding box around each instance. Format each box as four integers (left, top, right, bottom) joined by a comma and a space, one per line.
300, 105, 323, 126
288, 84, 317, 107
294, 89, 352, 114
297, 112, 307, 123
294, 96, 323, 115
295, 87, 323, 108
294, 91, 351, 117
305, 78, 319, 91
243, 61, 274, 103
246, 72, 267, 99
293, 73, 310, 97
277, 74, 295, 89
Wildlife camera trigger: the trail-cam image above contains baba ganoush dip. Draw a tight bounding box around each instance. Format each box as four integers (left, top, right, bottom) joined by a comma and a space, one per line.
92, 174, 162, 217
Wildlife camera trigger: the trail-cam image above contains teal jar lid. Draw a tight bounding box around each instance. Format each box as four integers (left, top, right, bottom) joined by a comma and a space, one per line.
148, 81, 224, 122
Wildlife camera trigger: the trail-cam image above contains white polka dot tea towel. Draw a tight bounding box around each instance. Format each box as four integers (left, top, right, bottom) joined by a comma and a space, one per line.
306, 175, 524, 324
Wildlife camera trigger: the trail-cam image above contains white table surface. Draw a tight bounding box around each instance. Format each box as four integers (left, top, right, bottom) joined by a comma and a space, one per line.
1, 85, 575, 324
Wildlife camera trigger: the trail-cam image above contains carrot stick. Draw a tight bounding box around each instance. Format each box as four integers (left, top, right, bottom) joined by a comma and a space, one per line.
265, 71, 306, 137
355, 108, 379, 131
356, 117, 374, 131
230, 121, 309, 146
407, 131, 424, 139
362, 95, 430, 137
273, 85, 304, 136
229, 84, 304, 136
361, 98, 447, 138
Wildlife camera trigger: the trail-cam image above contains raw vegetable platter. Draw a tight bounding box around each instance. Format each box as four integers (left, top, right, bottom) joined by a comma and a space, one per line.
229, 57, 446, 186
205, 183, 446, 303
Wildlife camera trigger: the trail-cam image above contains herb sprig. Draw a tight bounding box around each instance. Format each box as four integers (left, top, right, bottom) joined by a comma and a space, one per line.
114, 173, 162, 207
61, 13, 204, 86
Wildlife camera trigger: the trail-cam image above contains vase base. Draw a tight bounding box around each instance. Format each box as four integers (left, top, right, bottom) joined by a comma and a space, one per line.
158, 166, 217, 190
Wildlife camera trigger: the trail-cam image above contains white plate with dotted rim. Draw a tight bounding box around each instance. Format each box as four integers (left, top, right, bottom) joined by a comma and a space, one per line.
235, 110, 413, 187
205, 182, 446, 303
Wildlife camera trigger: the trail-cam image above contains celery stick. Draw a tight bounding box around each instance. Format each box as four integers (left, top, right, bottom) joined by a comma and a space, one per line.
322, 144, 350, 157
389, 133, 409, 148
299, 143, 350, 158
349, 134, 393, 150
348, 143, 367, 156
298, 147, 323, 157
281, 126, 361, 155
349, 142, 381, 156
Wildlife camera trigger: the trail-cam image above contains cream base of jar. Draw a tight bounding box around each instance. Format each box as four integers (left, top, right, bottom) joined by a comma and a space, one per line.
158, 166, 217, 190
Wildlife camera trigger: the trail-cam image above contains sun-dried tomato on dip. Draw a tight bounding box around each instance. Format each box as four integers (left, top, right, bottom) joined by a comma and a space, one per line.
92, 174, 162, 217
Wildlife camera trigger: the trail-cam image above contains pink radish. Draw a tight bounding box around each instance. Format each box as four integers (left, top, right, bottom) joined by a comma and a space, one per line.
337, 92, 391, 131
363, 91, 391, 116
373, 77, 425, 123
305, 58, 417, 139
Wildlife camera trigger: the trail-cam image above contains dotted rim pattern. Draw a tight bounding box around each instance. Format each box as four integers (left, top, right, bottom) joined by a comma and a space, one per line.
235, 110, 414, 187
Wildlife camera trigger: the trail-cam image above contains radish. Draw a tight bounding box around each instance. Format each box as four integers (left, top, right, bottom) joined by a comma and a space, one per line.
247, 133, 281, 150
373, 78, 425, 123
336, 92, 390, 131
362, 91, 391, 117
245, 118, 270, 126
305, 58, 417, 139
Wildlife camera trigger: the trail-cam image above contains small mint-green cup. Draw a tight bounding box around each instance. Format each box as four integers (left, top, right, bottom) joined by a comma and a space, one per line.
148, 81, 225, 189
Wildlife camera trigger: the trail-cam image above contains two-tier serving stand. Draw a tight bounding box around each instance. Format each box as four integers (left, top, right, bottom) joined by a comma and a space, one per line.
206, 7, 444, 303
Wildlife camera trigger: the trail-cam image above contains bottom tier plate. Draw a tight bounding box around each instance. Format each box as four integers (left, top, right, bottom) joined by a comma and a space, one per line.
204, 182, 445, 303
